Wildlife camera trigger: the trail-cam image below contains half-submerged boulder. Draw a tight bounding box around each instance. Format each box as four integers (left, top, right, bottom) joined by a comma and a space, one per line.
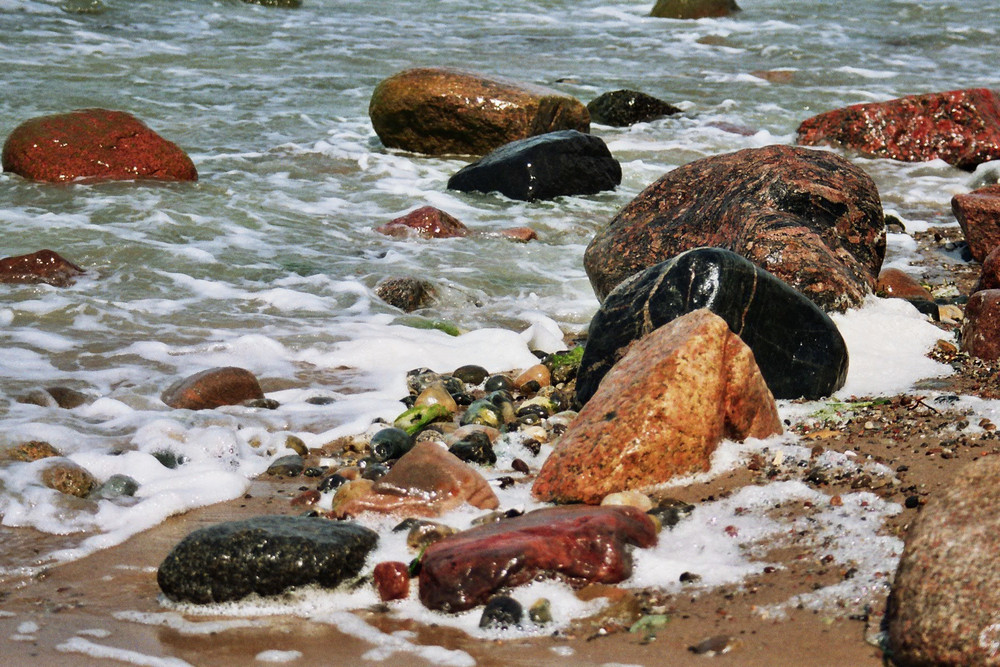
418, 505, 657, 612
651, 0, 740, 19
157, 516, 378, 603
797, 88, 1000, 171
584, 144, 886, 312
447, 130, 621, 201
375, 206, 471, 239
161, 367, 264, 410
576, 248, 848, 404
0, 249, 84, 287
953, 184, 1000, 262
2, 109, 197, 183
369, 67, 590, 156
533, 309, 782, 505
587, 90, 681, 127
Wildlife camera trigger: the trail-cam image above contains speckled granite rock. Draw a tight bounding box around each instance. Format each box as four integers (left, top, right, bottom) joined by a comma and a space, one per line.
953, 184, 1000, 262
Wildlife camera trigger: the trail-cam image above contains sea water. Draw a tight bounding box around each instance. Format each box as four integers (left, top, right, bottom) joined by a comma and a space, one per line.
1, 0, 999, 654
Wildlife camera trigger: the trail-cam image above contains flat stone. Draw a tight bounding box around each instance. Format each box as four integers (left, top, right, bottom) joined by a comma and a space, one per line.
877, 268, 933, 301
953, 184, 1000, 262
161, 367, 264, 410
0, 250, 85, 287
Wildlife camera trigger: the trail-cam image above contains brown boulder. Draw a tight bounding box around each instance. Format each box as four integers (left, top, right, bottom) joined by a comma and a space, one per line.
650, 0, 740, 19
375, 206, 470, 239
797, 88, 1000, 170
368, 67, 590, 156
373, 561, 410, 602
4, 440, 61, 462
161, 367, 264, 410
584, 145, 886, 312
953, 184, 1000, 262
0, 250, 84, 287
418, 505, 657, 612
876, 268, 932, 301
533, 309, 781, 505
40, 458, 97, 498
374, 276, 435, 312
2, 109, 197, 183
960, 290, 1000, 361
975, 245, 1000, 293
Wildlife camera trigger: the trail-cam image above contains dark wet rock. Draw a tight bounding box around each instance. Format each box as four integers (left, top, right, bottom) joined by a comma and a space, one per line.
529, 598, 553, 624
447, 130, 621, 202
797, 88, 1000, 170
283, 435, 308, 456
318, 473, 349, 493
453, 365, 489, 386
651, 0, 740, 19
587, 90, 681, 127
960, 289, 1000, 361
418, 505, 657, 612
0, 250, 85, 287
459, 399, 503, 429
153, 449, 186, 469
2, 109, 197, 183
689, 635, 738, 656
448, 431, 497, 466
375, 206, 470, 240
161, 367, 265, 410
243, 397, 279, 410
975, 245, 1000, 293
534, 310, 782, 505
953, 184, 1000, 262
266, 454, 305, 477
483, 374, 514, 393
480, 596, 523, 629
157, 516, 378, 604
584, 145, 886, 312
370, 427, 415, 462
369, 67, 590, 156
375, 276, 435, 312
373, 561, 410, 602
240, 0, 301, 6
39, 458, 97, 498
648, 498, 696, 529
360, 463, 389, 481
576, 248, 849, 404
90, 474, 139, 500
887, 455, 1000, 665
5, 440, 61, 462
407, 521, 459, 552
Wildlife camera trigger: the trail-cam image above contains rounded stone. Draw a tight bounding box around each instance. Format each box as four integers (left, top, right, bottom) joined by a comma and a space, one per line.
40, 458, 97, 498
161, 367, 264, 410
373, 561, 410, 602
479, 595, 523, 629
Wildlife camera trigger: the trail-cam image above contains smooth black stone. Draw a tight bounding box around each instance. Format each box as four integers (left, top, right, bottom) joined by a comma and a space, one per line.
452, 364, 489, 385
447, 130, 622, 202
370, 427, 415, 462
318, 473, 348, 493
483, 375, 513, 392
576, 247, 849, 404
479, 595, 523, 629
448, 432, 497, 466
157, 516, 378, 603
152, 450, 186, 469
266, 454, 304, 477
587, 89, 681, 127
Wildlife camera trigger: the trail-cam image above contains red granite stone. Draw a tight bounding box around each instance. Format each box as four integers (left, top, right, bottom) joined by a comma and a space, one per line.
0, 249, 84, 287
974, 244, 1000, 293
373, 561, 410, 602
161, 367, 264, 410
375, 206, 471, 239
960, 289, 1000, 361
876, 268, 932, 301
953, 184, 1000, 262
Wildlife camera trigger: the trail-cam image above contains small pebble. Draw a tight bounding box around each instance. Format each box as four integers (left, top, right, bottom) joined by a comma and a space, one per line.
689, 635, 737, 656
479, 595, 522, 630
528, 598, 553, 625
266, 454, 305, 477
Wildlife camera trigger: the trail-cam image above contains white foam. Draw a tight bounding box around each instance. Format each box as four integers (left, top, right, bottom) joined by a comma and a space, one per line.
255, 650, 303, 663
56, 636, 193, 667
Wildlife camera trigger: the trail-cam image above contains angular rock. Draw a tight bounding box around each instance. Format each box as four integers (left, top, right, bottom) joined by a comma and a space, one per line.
651, 0, 740, 19
975, 245, 1000, 293
40, 458, 97, 497
953, 184, 1000, 262
373, 561, 410, 602
161, 367, 264, 410
331, 441, 499, 518
375, 206, 470, 240
375, 276, 435, 312
960, 289, 1000, 361
876, 268, 932, 301
576, 248, 848, 404
584, 145, 886, 312
2, 109, 197, 183
587, 90, 681, 127
797, 88, 1000, 170
887, 455, 1000, 665
157, 516, 378, 604
418, 505, 657, 612
0, 250, 84, 287
369, 67, 590, 156
447, 130, 621, 202
533, 309, 782, 505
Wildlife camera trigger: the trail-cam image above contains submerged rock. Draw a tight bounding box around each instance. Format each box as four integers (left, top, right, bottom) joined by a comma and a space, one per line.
0, 249, 85, 287
4, 440, 61, 462
39, 458, 97, 498
576, 248, 849, 403
375, 206, 470, 239
375, 276, 435, 312
651, 0, 740, 19
587, 90, 681, 127
157, 516, 378, 604
161, 367, 265, 410
953, 184, 1000, 262
418, 505, 657, 612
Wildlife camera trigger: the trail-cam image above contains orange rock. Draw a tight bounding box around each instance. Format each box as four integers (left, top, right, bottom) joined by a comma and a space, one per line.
532, 309, 782, 505
877, 268, 932, 301
498, 227, 539, 243
0, 249, 84, 287
953, 184, 1000, 262
373, 561, 410, 602
514, 364, 551, 390
161, 367, 264, 410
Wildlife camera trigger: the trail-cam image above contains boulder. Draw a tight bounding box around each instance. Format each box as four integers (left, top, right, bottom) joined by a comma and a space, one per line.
240, 0, 301, 6
157, 516, 378, 603
0, 250, 84, 287
161, 367, 264, 410
576, 248, 848, 404
533, 309, 782, 505
369, 67, 590, 156
876, 268, 932, 301
447, 130, 621, 201
375, 276, 435, 312
650, 0, 740, 19
975, 245, 1000, 293
375, 206, 470, 239
584, 144, 886, 312
331, 441, 499, 518
960, 289, 1000, 361
2, 109, 197, 183
373, 561, 410, 602
796, 88, 1000, 171
887, 455, 1000, 665
418, 505, 657, 612
587, 90, 681, 127
4, 440, 61, 462
39, 458, 97, 497
953, 184, 1000, 262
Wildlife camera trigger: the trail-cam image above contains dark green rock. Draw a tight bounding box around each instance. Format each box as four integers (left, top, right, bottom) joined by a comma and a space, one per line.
157, 516, 378, 603
266, 454, 305, 477
448, 432, 497, 466
90, 474, 139, 500
370, 427, 415, 462
453, 364, 489, 385
576, 247, 848, 404
587, 90, 681, 127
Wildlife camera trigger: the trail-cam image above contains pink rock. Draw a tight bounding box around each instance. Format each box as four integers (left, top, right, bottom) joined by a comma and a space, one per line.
0, 249, 84, 287
161, 367, 264, 410
953, 184, 1000, 262
373, 561, 410, 602
960, 289, 1000, 361
375, 206, 470, 239
533, 309, 782, 505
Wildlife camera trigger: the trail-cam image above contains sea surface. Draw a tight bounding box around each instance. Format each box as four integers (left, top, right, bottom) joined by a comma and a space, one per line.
1, 0, 1000, 643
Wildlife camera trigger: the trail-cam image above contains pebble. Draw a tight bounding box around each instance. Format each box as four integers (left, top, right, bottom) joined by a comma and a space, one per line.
452, 364, 489, 386
406, 520, 458, 551
689, 635, 738, 656
266, 454, 305, 477
373, 561, 410, 602
460, 399, 503, 428
370, 427, 414, 462
479, 595, 523, 629
514, 364, 551, 390
415, 381, 459, 414
40, 458, 97, 498
484, 374, 514, 392
528, 598, 553, 625
5, 440, 61, 462
284, 435, 308, 456
90, 474, 139, 500
601, 490, 654, 512
448, 432, 497, 465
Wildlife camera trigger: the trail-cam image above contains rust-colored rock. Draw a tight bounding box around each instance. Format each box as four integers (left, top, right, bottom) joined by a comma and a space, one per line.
418, 505, 657, 612
650, 0, 740, 19
40, 458, 97, 498
331, 441, 499, 518
960, 290, 1000, 361
975, 245, 1000, 293
0, 250, 84, 287
161, 367, 264, 410
497, 226, 539, 242
369, 67, 590, 156
953, 184, 1000, 262
876, 268, 933, 301
533, 309, 782, 505
796, 88, 1000, 170
5, 440, 61, 462
584, 145, 885, 312
373, 561, 410, 602
2, 109, 197, 183
375, 206, 470, 239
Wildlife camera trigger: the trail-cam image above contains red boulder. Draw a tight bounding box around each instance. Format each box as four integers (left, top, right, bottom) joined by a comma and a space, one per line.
0, 249, 84, 287
974, 244, 1000, 293
960, 289, 1000, 361
373, 561, 410, 602
953, 184, 1000, 262
161, 367, 264, 410
375, 206, 470, 239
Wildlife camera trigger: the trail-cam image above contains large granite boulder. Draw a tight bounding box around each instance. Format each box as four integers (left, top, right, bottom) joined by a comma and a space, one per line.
2, 109, 197, 183
953, 184, 1000, 262
418, 505, 657, 612
533, 309, 782, 505
650, 0, 740, 19
0, 249, 84, 287
960, 289, 1000, 361
587, 90, 681, 127
583, 144, 886, 312
887, 455, 1000, 665
369, 67, 590, 156
161, 367, 264, 410
797, 88, 1000, 171
447, 130, 621, 201
576, 248, 848, 404
157, 516, 378, 603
